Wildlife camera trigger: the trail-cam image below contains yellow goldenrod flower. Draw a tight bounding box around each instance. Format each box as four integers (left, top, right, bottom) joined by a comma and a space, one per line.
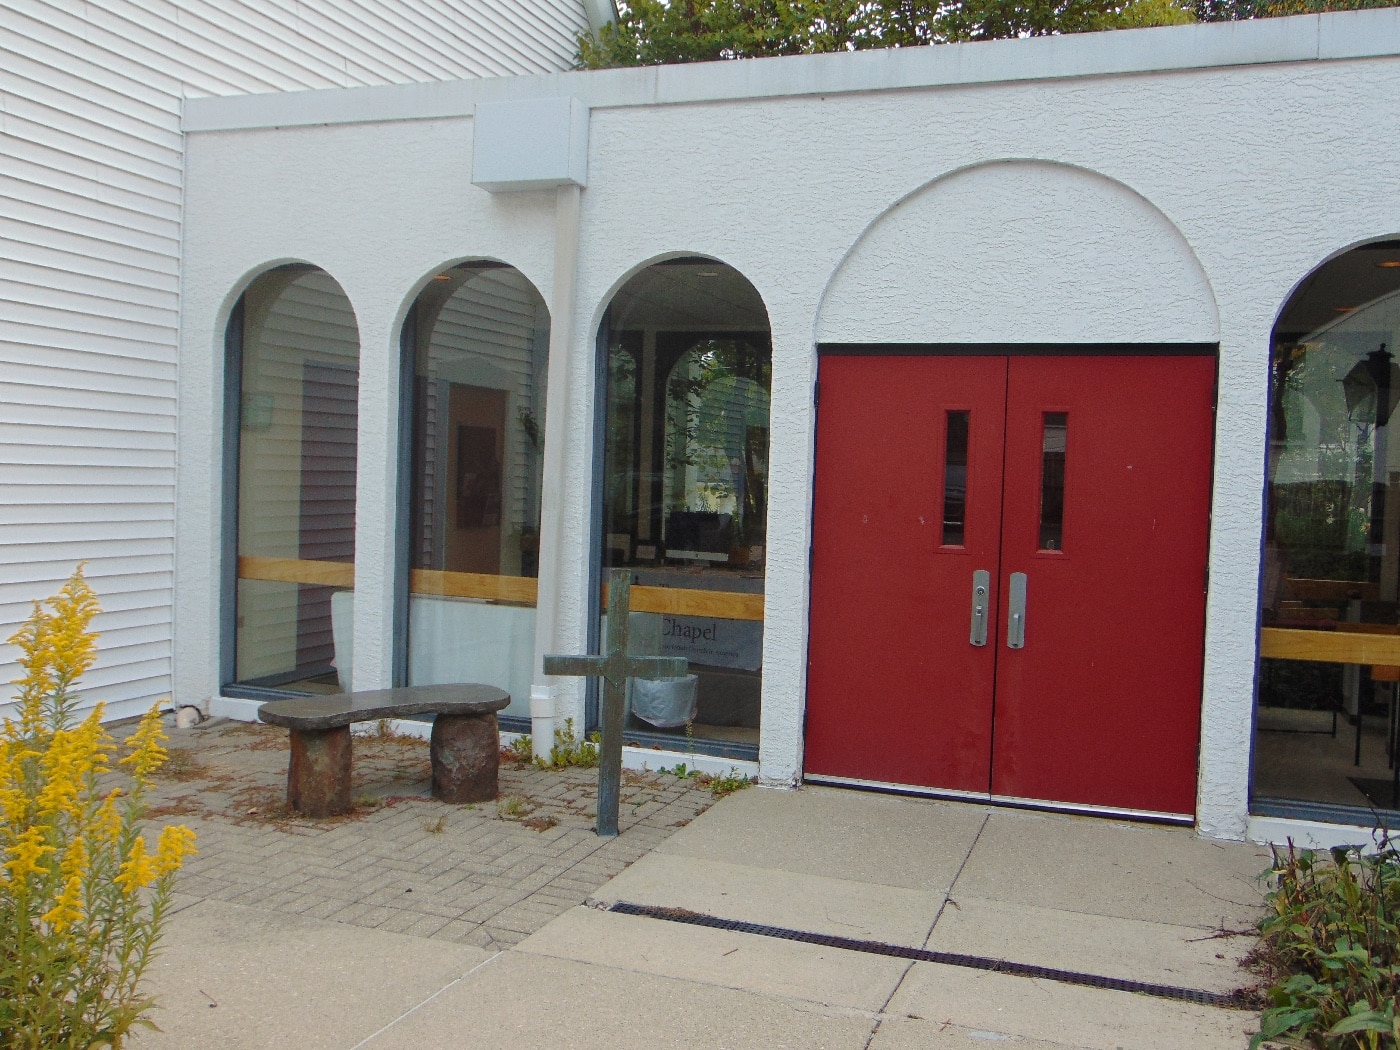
93, 791, 123, 845
114, 837, 155, 895
60, 835, 89, 881
120, 706, 168, 784
5, 825, 57, 881
41, 874, 84, 933
153, 824, 197, 877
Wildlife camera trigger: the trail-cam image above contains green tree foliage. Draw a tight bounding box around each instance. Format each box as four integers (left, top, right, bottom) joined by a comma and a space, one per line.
578, 0, 1394, 67
577, 0, 1196, 65
1189, 0, 1394, 19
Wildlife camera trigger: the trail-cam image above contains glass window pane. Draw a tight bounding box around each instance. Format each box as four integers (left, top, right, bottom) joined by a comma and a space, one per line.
598, 260, 770, 754
233, 267, 359, 694
1039, 413, 1067, 552
401, 265, 550, 718
942, 411, 969, 546
1256, 241, 1400, 818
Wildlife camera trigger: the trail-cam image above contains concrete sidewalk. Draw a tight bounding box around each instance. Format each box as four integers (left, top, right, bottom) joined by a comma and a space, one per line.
137, 762, 1272, 1050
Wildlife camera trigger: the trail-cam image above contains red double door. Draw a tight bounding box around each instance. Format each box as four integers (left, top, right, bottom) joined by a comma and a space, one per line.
805, 353, 1215, 817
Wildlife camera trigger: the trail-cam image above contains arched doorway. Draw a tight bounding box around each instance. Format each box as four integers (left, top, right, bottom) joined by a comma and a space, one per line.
805, 162, 1219, 818
594, 258, 772, 756
1255, 238, 1400, 822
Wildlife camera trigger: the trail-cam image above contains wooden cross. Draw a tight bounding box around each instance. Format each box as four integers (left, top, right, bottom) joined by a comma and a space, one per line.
544, 569, 687, 837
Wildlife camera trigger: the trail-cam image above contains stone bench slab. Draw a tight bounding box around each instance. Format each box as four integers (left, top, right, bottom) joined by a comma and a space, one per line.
257, 683, 509, 731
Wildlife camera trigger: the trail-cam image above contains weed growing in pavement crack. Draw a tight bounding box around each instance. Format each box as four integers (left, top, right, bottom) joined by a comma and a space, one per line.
497, 796, 535, 819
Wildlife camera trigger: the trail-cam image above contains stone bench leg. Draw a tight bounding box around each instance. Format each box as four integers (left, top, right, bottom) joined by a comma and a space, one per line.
287, 726, 352, 817
431, 712, 499, 804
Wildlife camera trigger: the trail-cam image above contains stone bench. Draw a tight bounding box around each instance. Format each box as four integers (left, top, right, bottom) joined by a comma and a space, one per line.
257, 684, 510, 817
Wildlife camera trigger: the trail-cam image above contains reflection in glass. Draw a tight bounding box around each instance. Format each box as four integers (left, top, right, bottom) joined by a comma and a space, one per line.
942, 411, 969, 546
400, 265, 550, 718
233, 267, 359, 694
1257, 247, 1400, 819
1039, 413, 1067, 551
598, 259, 771, 753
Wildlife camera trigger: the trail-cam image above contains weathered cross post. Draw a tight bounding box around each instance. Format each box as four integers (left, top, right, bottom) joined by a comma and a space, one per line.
544, 569, 687, 837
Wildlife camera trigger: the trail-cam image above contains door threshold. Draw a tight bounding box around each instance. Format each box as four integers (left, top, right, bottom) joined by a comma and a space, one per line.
804, 773, 1194, 826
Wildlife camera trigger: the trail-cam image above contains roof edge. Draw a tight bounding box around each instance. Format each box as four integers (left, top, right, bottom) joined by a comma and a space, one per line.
183, 8, 1400, 133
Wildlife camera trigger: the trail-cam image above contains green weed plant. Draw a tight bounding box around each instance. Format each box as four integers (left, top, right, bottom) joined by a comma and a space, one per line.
538, 719, 600, 769
0, 567, 196, 1048
655, 762, 754, 797
1252, 836, 1400, 1049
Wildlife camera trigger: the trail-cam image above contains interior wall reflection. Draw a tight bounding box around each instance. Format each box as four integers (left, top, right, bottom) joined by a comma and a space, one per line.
231, 266, 360, 695
597, 259, 771, 753
1257, 240, 1400, 818
393, 264, 551, 719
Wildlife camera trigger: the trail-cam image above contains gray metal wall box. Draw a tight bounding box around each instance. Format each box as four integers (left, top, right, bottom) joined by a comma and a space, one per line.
471, 97, 589, 192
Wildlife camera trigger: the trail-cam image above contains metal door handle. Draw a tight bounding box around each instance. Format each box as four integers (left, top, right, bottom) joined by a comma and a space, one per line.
1007, 572, 1027, 649
969, 570, 990, 646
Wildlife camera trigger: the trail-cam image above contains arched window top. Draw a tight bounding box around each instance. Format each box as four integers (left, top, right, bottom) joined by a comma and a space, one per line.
606, 257, 770, 332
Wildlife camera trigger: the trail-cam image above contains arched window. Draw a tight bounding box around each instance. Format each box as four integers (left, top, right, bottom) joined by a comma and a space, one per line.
596, 259, 771, 756
226, 266, 359, 695
397, 263, 550, 718
1257, 239, 1400, 820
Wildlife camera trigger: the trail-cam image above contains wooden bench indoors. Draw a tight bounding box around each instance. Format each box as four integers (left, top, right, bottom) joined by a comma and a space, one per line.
257, 684, 510, 818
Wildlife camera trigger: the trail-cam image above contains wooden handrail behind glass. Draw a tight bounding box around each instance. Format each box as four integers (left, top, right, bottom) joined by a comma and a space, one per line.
410, 569, 537, 605
237, 555, 354, 588
1261, 625, 1400, 665
237, 556, 766, 620
615, 584, 765, 622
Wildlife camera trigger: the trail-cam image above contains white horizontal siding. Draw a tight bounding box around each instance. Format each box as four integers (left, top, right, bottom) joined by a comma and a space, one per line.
0, 0, 590, 717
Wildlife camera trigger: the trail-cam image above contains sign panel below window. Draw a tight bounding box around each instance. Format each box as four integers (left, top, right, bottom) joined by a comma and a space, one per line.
651, 614, 762, 671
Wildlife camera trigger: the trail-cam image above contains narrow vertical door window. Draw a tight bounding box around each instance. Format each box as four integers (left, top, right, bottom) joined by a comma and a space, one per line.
942, 411, 970, 546
1038, 413, 1067, 551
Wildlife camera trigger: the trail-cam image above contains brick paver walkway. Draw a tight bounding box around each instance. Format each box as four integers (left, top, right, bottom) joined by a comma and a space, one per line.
115, 717, 726, 951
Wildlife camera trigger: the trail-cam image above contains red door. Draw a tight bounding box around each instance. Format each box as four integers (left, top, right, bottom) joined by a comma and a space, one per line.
805, 352, 1214, 817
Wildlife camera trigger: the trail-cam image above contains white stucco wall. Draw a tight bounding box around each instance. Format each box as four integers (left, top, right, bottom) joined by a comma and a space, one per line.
818, 160, 1218, 344
177, 11, 1400, 839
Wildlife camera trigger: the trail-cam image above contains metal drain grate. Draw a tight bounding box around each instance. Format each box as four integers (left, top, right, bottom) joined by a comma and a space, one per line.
606, 901, 1252, 1010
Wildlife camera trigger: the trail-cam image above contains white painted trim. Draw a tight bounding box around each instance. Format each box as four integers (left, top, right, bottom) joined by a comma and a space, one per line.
1247, 815, 1394, 851
209, 695, 266, 722
623, 747, 759, 780
183, 10, 1400, 133
532, 183, 585, 760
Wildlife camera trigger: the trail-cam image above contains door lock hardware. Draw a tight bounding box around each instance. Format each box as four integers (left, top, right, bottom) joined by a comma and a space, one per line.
1007, 572, 1028, 649
969, 570, 990, 646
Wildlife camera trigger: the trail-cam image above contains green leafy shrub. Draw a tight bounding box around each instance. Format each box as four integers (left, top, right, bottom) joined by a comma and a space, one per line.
538, 719, 600, 769
1251, 837, 1400, 1049
0, 568, 196, 1049
502, 734, 535, 766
